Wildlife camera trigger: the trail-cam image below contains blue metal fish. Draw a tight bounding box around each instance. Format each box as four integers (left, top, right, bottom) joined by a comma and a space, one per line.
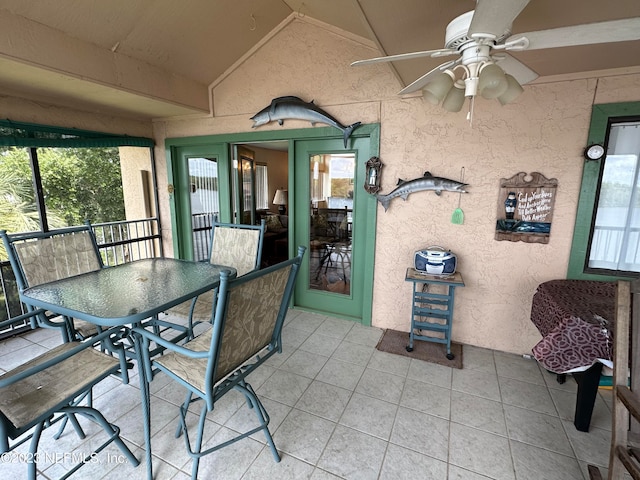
376, 171, 468, 212
251, 96, 361, 148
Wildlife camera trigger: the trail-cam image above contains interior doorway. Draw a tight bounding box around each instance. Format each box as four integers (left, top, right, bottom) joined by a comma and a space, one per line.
232, 141, 289, 267
166, 123, 379, 325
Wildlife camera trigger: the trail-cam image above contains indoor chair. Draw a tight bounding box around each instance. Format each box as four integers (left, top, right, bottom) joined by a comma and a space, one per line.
135, 246, 305, 480
588, 279, 640, 480
0, 225, 104, 342
0, 319, 139, 480
167, 218, 266, 327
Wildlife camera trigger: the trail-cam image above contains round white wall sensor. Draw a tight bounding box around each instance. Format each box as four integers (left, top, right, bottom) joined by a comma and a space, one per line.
584, 144, 605, 161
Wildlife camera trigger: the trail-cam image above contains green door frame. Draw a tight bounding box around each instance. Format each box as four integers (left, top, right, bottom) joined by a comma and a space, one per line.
292, 137, 377, 323
165, 124, 380, 325
166, 144, 232, 260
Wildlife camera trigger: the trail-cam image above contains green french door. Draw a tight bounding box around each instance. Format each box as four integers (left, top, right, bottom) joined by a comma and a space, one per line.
168, 144, 232, 260
293, 137, 377, 323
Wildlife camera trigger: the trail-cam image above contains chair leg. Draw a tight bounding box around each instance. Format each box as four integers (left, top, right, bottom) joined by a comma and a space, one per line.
54, 411, 86, 441
189, 404, 208, 480
176, 391, 194, 438
177, 384, 280, 480
239, 379, 254, 409
27, 422, 45, 480
235, 382, 280, 463
54, 390, 92, 440
63, 406, 139, 470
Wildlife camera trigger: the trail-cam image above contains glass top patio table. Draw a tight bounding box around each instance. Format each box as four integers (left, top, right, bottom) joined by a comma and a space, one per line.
19, 257, 236, 480
21, 258, 236, 325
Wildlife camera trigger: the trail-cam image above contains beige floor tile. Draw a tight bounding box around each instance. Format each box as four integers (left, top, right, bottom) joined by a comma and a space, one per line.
0, 314, 618, 480
317, 425, 387, 480
504, 405, 574, 456
339, 392, 398, 440
449, 422, 515, 480
295, 380, 352, 422
511, 440, 584, 480
390, 407, 449, 461
450, 391, 508, 436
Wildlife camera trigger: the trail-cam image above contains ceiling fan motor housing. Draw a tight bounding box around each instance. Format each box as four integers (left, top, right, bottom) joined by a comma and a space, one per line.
445, 10, 512, 50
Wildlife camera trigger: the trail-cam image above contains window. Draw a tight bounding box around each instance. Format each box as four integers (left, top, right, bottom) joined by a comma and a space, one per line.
310, 155, 326, 204
0, 120, 155, 237
588, 122, 640, 273
568, 101, 640, 279
0, 146, 126, 234
255, 164, 269, 210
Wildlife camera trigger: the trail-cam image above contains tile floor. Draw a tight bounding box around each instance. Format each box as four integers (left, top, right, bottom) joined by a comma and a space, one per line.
0, 310, 617, 480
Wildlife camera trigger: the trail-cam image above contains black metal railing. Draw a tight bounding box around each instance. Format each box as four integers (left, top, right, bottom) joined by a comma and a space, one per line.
192, 213, 214, 262
91, 218, 162, 266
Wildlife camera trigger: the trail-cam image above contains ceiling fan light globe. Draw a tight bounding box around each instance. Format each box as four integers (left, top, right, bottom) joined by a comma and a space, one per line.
478, 64, 508, 99
442, 86, 465, 112
423, 72, 454, 105
497, 74, 524, 105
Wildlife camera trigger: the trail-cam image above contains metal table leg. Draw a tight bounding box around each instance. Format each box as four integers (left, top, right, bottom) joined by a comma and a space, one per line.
132, 331, 153, 480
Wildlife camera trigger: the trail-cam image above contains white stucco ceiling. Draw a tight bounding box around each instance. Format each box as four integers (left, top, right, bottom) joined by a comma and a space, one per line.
0, 0, 638, 120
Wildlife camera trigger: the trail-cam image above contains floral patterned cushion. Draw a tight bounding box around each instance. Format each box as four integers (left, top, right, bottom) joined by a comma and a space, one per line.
15, 232, 101, 286
264, 214, 283, 232
210, 226, 262, 276
154, 265, 291, 394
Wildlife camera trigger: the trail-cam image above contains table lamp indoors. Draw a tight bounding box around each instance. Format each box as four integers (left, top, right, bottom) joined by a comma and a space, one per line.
273, 189, 287, 214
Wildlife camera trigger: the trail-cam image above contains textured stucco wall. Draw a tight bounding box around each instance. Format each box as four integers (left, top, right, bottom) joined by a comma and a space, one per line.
119, 146, 155, 220
153, 17, 640, 355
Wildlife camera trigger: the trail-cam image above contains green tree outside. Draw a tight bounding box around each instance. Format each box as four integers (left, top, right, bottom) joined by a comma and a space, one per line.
0, 146, 126, 259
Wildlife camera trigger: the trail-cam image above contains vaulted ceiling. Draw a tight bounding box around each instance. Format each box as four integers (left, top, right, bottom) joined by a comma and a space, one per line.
0, 0, 639, 120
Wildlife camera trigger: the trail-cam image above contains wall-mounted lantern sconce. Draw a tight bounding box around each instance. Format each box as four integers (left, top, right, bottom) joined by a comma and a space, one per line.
364, 156, 383, 195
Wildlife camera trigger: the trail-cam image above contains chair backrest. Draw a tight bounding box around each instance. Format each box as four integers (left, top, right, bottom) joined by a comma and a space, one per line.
1, 225, 103, 292
205, 246, 305, 397
208, 219, 266, 276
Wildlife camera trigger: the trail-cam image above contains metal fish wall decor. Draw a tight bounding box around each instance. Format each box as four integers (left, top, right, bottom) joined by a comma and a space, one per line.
376, 171, 469, 212
251, 96, 361, 148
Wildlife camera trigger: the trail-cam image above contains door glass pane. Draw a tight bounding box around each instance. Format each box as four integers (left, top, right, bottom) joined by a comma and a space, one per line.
309, 153, 354, 295
255, 164, 269, 210
189, 157, 218, 261
241, 157, 256, 224
588, 122, 640, 272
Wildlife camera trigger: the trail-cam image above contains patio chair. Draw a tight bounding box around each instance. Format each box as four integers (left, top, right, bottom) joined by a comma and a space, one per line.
588, 279, 639, 480
0, 317, 139, 480
0, 225, 104, 342
134, 246, 305, 480
167, 218, 266, 327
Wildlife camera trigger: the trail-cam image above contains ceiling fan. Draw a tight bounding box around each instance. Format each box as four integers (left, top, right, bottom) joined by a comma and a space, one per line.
352, 0, 640, 117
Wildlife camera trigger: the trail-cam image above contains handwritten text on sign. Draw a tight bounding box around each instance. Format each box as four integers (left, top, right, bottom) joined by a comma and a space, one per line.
518, 189, 553, 222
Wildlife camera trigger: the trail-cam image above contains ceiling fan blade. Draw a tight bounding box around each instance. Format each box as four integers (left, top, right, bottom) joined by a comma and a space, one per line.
468, 0, 530, 39
506, 17, 640, 51
351, 48, 457, 67
494, 54, 538, 85
398, 59, 461, 95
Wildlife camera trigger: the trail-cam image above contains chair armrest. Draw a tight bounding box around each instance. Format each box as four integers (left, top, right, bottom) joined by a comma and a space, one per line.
0, 309, 47, 330
132, 326, 210, 359
0, 326, 129, 388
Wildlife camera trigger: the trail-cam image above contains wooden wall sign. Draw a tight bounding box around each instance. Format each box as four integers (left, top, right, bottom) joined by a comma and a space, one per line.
495, 172, 558, 244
